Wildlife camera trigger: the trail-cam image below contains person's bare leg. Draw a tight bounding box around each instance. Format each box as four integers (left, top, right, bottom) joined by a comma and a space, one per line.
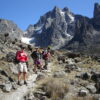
18, 72, 22, 85
18, 72, 21, 81
23, 72, 27, 85
40, 64, 43, 72
23, 72, 26, 81
33, 64, 37, 73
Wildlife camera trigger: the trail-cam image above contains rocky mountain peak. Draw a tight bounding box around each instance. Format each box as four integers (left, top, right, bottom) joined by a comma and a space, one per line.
53, 6, 61, 12
93, 3, 100, 30
63, 7, 70, 12
94, 3, 100, 18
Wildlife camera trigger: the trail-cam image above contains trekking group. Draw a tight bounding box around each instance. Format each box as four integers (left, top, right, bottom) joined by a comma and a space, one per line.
16, 46, 51, 85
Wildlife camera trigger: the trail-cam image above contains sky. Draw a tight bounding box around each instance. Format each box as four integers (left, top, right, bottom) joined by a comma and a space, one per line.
0, 0, 100, 31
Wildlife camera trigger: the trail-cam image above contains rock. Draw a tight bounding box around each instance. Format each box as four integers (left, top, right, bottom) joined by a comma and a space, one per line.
75, 67, 81, 72
6, 52, 16, 62
78, 89, 89, 97
57, 56, 66, 63
67, 53, 80, 58
74, 57, 81, 63
94, 94, 100, 100
53, 71, 66, 78
86, 84, 97, 93
40, 96, 48, 100
91, 72, 100, 82
66, 58, 75, 65
34, 91, 46, 98
9, 63, 18, 74
36, 73, 46, 81
0, 70, 8, 77
76, 72, 91, 80
65, 69, 71, 73
3, 82, 12, 92
65, 64, 78, 71
95, 81, 100, 93
12, 82, 18, 90
25, 92, 35, 100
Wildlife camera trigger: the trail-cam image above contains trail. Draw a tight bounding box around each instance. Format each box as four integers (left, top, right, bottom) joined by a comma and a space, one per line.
0, 63, 52, 100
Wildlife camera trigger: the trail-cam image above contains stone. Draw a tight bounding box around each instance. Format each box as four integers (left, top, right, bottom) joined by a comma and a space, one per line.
36, 73, 46, 81
76, 72, 90, 80
86, 84, 97, 93
53, 71, 66, 78
3, 82, 12, 92
95, 81, 100, 93
12, 82, 18, 90
9, 63, 18, 74
91, 72, 100, 82
34, 91, 46, 98
6, 52, 16, 62
66, 59, 75, 65
25, 92, 35, 100
74, 57, 81, 63
78, 89, 89, 97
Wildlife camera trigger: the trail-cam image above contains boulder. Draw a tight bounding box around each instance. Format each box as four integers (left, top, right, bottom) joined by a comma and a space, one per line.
95, 81, 100, 93
6, 52, 16, 62
91, 72, 100, 82
76, 72, 91, 80
53, 71, 66, 78
3, 82, 12, 92
78, 89, 89, 97
86, 84, 97, 93
9, 63, 18, 74
36, 73, 46, 81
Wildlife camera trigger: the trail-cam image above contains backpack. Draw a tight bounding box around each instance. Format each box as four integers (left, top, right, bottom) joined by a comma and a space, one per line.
31, 51, 39, 59
16, 51, 21, 62
43, 53, 49, 60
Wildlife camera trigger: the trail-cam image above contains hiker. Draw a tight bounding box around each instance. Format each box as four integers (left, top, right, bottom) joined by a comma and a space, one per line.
16, 46, 28, 85
42, 47, 51, 69
31, 47, 43, 73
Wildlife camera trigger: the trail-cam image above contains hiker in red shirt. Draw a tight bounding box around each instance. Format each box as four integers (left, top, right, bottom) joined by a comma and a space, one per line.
16, 46, 28, 85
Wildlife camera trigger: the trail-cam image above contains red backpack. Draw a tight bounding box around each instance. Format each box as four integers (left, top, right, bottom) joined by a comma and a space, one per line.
43, 52, 49, 60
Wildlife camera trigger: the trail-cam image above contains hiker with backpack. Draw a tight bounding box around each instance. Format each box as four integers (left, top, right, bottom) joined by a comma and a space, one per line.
16, 46, 28, 85
42, 47, 51, 69
31, 47, 43, 73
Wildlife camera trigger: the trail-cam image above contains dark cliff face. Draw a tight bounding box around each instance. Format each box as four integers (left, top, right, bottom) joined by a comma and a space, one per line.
0, 19, 23, 41
93, 3, 100, 30
65, 3, 100, 55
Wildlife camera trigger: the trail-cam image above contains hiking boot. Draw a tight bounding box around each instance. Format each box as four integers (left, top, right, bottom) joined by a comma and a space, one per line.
17, 81, 22, 86
24, 81, 28, 85
44, 65, 47, 70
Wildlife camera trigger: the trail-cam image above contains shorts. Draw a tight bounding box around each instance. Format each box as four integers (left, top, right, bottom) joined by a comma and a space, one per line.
34, 59, 41, 65
18, 62, 27, 73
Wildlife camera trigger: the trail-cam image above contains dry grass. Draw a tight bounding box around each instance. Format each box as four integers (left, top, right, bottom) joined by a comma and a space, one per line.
41, 77, 69, 100
66, 96, 95, 100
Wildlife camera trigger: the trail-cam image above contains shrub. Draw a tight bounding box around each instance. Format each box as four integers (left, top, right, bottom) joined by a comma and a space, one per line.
42, 78, 69, 100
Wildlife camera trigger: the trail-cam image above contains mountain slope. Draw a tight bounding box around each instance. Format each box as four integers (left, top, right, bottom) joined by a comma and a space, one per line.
0, 19, 23, 41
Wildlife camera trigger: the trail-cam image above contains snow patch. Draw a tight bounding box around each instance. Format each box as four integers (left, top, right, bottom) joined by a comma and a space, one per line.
34, 24, 44, 34
60, 10, 65, 16
21, 37, 34, 44
68, 13, 74, 22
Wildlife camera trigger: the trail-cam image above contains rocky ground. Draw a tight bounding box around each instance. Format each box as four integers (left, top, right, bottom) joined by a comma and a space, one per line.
0, 38, 100, 100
